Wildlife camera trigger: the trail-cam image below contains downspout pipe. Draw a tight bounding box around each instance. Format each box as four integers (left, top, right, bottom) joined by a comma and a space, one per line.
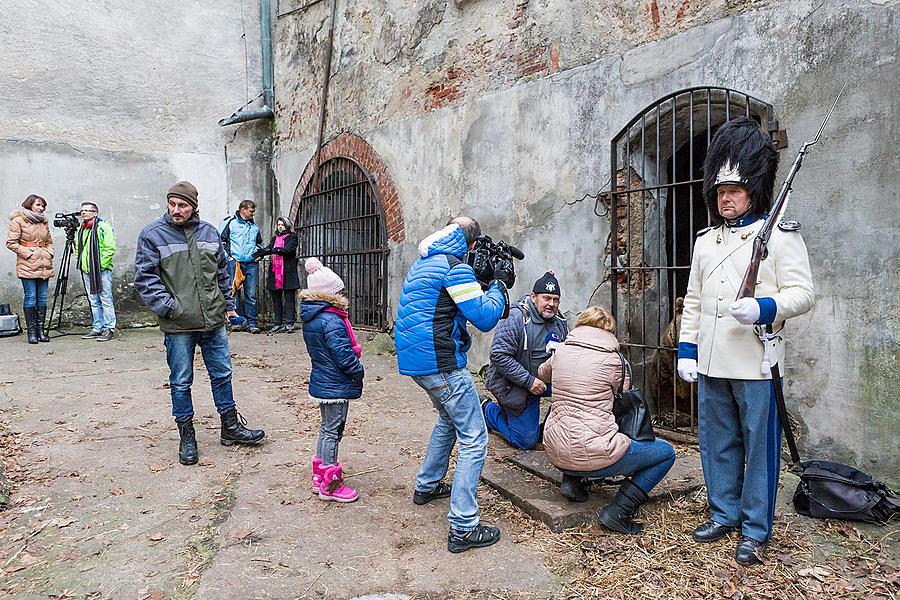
219, 0, 275, 126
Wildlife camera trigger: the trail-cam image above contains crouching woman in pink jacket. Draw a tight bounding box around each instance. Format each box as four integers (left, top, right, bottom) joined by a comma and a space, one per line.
538, 306, 676, 535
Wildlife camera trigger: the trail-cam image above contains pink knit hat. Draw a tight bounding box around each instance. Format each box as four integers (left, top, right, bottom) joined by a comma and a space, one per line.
305, 257, 345, 294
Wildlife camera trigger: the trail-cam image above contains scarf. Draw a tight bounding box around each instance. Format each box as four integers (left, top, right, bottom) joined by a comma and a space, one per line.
272, 233, 287, 290
324, 306, 362, 357
76, 218, 103, 294
20, 208, 47, 224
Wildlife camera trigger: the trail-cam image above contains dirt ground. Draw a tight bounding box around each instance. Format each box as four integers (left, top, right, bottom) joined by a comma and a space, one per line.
0, 328, 897, 599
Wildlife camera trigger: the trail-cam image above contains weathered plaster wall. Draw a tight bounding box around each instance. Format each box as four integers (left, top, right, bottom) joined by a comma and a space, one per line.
274, 0, 899, 482
0, 1, 272, 321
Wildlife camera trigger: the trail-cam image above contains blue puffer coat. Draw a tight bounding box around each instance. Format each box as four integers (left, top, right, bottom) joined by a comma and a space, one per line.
218, 212, 262, 262
395, 224, 508, 376
299, 290, 364, 400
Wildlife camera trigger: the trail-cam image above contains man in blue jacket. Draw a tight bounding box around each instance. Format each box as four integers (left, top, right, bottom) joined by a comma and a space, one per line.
219, 200, 262, 333
395, 216, 514, 553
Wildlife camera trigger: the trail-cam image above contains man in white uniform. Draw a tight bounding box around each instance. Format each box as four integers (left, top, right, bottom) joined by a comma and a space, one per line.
677, 117, 814, 566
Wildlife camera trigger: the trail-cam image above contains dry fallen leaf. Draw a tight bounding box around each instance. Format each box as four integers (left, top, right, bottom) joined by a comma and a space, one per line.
110, 488, 125, 496
148, 532, 164, 541
149, 464, 168, 472
236, 526, 255, 540
798, 566, 831, 582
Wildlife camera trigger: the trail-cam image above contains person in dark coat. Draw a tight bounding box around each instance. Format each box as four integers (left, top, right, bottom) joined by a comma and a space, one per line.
253, 216, 300, 333
300, 257, 364, 503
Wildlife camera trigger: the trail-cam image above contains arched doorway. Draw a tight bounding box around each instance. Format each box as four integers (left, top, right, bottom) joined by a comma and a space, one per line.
294, 156, 390, 330
608, 87, 777, 439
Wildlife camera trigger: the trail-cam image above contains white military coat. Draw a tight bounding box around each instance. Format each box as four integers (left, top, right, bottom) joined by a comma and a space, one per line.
679, 219, 814, 380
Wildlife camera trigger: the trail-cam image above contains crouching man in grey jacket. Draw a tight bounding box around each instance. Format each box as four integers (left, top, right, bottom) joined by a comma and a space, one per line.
134, 181, 265, 466
483, 271, 568, 449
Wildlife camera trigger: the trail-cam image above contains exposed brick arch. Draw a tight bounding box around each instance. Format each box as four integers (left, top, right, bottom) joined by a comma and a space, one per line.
289, 132, 404, 243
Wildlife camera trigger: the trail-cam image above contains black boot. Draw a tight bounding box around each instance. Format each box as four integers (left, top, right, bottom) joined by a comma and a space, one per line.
219, 408, 265, 446
560, 474, 590, 502
177, 419, 199, 465
23, 307, 38, 344
598, 479, 649, 535
35, 306, 50, 342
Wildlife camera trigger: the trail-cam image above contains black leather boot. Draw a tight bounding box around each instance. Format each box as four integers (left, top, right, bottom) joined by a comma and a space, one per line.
598, 479, 649, 535
219, 408, 265, 446
35, 306, 50, 342
560, 474, 590, 502
177, 419, 199, 465
23, 307, 38, 344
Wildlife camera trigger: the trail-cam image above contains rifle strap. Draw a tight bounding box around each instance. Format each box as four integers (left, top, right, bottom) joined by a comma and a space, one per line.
767, 324, 802, 467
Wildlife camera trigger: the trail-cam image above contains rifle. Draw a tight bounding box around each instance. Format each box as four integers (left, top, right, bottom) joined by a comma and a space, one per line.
736, 82, 846, 301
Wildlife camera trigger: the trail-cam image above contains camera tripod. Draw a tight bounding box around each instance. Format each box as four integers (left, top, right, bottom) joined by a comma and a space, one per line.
44, 226, 79, 337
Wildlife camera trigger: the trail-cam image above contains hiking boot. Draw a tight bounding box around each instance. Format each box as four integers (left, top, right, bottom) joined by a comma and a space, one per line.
317, 463, 359, 503
177, 419, 198, 466
413, 481, 452, 505
692, 521, 738, 543
735, 537, 766, 566
35, 306, 50, 342
96, 328, 116, 342
598, 479, 648, 535
448, 524, 501, 553
24, 307, 38, 344
219, 408, 265, 446
560, 474, 589, 503
81, 330, 103, 339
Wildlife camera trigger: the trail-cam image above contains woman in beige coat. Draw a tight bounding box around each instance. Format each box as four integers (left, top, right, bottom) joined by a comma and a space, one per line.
538, 305, 675, 535
6, 194, 54, 343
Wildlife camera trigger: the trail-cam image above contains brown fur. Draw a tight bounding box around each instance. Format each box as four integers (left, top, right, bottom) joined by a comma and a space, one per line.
298, 289, 349, 310
648, 297, 696, 427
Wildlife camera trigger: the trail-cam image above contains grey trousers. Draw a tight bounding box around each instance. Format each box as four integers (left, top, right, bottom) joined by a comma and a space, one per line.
316, 401, 350, 465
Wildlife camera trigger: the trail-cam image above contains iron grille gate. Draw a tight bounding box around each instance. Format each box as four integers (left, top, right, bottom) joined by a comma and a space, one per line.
296, 156, 390, 330
609, 87, 776, 441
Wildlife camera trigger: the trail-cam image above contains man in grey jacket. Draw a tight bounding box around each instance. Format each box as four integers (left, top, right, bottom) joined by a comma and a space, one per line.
135, 181, 265, 466
484, 271, 568, 449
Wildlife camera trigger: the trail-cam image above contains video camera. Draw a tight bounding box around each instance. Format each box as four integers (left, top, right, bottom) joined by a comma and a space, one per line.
467, 234, 525, 289
53, 212, 80, 230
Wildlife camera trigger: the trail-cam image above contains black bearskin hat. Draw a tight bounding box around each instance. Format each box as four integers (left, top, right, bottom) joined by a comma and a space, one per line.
703, 117, 779, 225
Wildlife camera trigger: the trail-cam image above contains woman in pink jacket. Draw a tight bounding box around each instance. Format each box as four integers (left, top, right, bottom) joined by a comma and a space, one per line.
538, 306, 676, 535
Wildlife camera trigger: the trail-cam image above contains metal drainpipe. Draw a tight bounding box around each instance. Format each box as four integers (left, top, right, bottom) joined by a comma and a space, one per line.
310, 0, 338, 194
219, 0, 275, 126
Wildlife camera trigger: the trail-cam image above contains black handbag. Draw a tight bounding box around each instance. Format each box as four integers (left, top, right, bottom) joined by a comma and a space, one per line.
612, 353, 655, 442
792, 460, 900, 523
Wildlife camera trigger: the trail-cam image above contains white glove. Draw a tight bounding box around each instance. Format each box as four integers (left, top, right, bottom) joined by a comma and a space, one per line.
677, 358, 698, 383
729, 298, 760, 325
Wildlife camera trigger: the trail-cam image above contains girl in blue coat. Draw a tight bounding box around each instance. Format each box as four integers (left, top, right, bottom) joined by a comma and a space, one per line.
300, 257, 364, 502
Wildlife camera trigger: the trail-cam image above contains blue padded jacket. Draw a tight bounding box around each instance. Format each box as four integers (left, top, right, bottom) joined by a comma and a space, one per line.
395, 224, 508, 376
299, 291, 364, 400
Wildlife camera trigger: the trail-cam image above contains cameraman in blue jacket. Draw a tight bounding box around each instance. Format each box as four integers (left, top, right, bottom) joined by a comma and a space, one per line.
395, 217, 514, 553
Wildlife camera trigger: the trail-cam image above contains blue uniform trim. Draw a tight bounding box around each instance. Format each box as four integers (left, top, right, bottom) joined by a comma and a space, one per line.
755, 297, 777, 325
763, 381, 782, 542
677, 342, 698, 360
725, 213, 765, 227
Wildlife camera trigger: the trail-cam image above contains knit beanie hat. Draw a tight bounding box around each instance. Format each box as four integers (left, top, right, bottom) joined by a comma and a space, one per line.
167, 181, 199, 209
305, 257, 345, 294
532, 271, 561, 296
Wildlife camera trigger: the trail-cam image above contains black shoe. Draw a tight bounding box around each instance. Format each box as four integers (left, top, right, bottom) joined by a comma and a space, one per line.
448, 524, 500, 553
219, 408, 265, 446
692, 520, 738, 543
24, 307, 38, 344
598, 479, 648, 535
479, 395, 491, 416
269, 325, 283, 334
284, 324, 295, 334
560, 474, 589, 503
81, 330, 102, 339
413, 481, 452, 505
735, 536, 766, 566
248, 326, 261, 334
177, 419, 199, 465
35, 306, 50, 342
96, 328, 115, 342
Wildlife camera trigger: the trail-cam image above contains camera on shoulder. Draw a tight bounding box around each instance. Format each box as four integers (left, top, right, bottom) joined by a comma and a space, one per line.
466, 234, 524, 290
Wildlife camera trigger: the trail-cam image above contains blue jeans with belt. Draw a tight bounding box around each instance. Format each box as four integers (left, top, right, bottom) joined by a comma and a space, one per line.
561, 439, 676, 495
412, 368, 488, 532
164, 325, 236, 422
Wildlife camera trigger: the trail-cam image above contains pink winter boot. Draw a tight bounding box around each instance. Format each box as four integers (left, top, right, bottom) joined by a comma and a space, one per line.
318, 463, 359, 503
311, 456, 324, 491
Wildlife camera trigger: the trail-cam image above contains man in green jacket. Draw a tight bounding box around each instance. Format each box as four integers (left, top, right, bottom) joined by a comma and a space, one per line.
76, 202, 117, 341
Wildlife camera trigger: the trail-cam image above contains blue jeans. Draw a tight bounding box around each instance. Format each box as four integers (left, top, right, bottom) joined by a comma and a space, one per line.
317, 401, 349, 465
562, 439, 676, 495
698, 375, 781, 542
484, 394, 542, 450
21, 278, 49, 308
82, 269, 116, 332
164, 326, 236, 422
412, 368, 488, 532
227, 260, 258, 327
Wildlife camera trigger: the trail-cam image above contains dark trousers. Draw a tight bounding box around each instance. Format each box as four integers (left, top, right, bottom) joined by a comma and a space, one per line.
271, 289, 296, 326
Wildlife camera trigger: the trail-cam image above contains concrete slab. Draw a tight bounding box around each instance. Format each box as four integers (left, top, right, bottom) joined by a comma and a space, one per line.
481, 447, 704, 533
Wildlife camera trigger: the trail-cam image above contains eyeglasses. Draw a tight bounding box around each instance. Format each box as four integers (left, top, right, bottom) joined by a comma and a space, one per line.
80, 208, 98, 213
